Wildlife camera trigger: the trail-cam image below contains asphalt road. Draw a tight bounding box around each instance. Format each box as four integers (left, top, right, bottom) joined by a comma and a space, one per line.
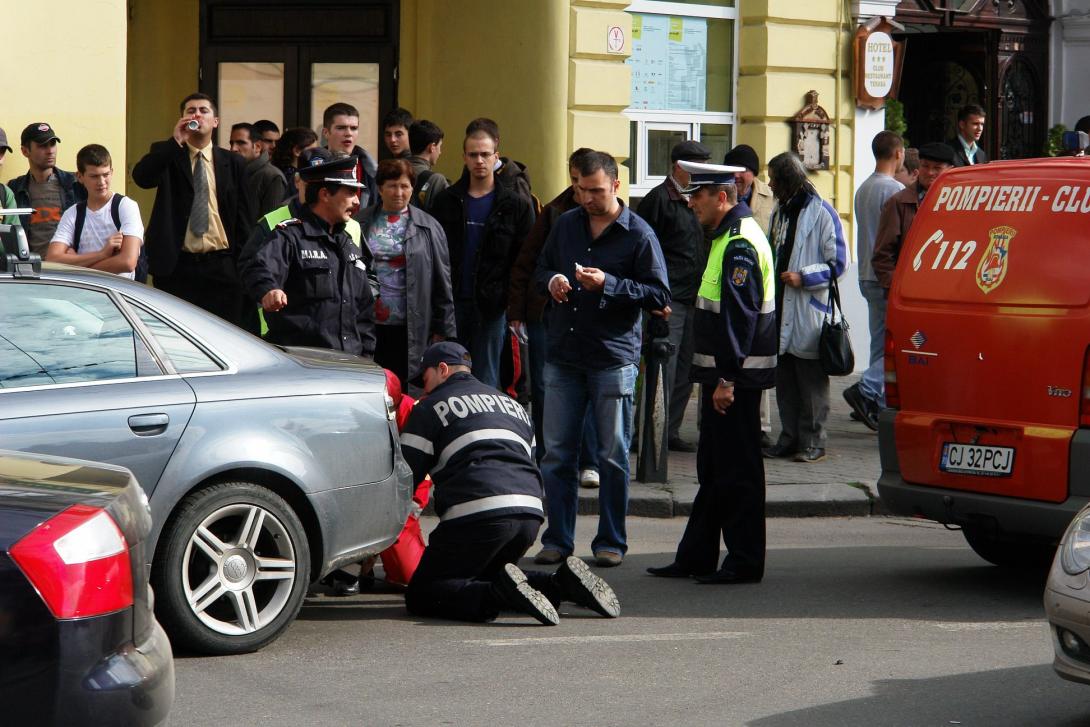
171, 516, 1090, 727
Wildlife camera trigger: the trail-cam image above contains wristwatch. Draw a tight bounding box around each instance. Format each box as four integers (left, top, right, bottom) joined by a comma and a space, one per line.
717, 378, 735, 389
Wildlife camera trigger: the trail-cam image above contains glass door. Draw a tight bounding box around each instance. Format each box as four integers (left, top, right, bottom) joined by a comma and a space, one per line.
300, 44, 394, 159
200, 1, 398, 159
202, 45, 297, 150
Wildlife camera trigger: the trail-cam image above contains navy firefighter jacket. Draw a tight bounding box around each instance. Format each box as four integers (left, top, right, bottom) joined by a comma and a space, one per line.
398, 371, 544, 523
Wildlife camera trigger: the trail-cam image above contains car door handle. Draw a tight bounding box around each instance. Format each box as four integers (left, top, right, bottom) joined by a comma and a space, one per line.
128, 413, 169, 436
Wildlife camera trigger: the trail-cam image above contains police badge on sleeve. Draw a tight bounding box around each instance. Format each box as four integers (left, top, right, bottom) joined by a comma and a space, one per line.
731, 266, 749, 287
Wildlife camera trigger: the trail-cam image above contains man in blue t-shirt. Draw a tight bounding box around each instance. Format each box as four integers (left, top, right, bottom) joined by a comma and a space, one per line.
431, 125, 534, 389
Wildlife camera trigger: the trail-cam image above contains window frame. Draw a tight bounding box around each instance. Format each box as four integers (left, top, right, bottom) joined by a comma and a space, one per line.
624, 0, 740, 197
0, 279, 168, 392
123, 297, 229, 377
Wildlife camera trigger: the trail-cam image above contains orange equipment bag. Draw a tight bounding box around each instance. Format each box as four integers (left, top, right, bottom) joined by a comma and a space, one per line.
378, 370, 431, 586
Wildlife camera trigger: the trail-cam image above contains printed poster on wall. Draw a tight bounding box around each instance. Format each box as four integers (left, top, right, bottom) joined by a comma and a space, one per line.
629, 14, 707, 112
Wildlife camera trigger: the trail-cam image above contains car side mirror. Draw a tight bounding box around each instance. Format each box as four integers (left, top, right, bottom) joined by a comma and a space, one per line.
0, 214, 42, 277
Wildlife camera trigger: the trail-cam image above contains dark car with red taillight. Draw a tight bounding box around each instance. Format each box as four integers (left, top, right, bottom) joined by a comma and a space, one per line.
0, 450, 174, 726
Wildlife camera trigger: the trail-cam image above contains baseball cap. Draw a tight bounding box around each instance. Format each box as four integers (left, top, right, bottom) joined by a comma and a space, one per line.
21, 122, 60, 147
670, 140, 711, 163
411, 341, 473, 386
420, 341, 472, 370
0, 127, 11, 154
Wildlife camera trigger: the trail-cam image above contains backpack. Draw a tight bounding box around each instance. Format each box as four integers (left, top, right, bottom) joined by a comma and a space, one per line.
72, 194, 149, 283
413, 168, 439, 210
0, 182, 14, 223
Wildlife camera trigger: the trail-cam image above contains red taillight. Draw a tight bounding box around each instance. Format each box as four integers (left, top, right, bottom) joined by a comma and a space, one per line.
884, 329, 900, 410
1081, 348, 1090, 427
9, 504, 133, 619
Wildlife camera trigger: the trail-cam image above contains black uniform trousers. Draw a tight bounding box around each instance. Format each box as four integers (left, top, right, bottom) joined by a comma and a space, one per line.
154, 251, 243, 327
674, 385, 766, 577
406, 513, 559, 622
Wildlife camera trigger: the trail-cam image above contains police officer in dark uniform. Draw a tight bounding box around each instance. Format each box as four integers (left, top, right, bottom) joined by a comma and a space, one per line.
647, 162, 777, 584
239, 154, 375, 355
400, 341, 621, 624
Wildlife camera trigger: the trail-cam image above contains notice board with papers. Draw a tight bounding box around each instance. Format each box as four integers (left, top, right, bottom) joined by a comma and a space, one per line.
629, 14, 708, 112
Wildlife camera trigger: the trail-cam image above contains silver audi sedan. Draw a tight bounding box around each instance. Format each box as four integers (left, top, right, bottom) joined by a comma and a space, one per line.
0, 261, 413, 655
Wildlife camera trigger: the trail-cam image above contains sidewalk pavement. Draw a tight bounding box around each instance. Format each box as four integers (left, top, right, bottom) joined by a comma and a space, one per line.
577, 375, 882, 519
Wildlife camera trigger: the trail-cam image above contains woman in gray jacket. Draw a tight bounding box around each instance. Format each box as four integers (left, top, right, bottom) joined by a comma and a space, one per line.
763, 152, 848, 463
360, 158, 457, 388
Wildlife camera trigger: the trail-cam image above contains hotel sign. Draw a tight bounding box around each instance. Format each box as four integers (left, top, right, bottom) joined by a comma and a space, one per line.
853, 17, 904, 110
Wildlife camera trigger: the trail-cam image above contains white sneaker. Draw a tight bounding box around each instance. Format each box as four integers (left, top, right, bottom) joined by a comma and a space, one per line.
579, 469, 600, 489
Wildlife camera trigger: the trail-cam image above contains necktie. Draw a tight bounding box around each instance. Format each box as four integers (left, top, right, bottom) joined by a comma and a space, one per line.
189, 150, 209, 237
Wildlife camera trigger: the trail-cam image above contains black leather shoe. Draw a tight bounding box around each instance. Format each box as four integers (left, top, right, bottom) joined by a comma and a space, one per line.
762, 443, 797, 459
667, 437, 697, 453
646, 563, 699, 578
842, 383, 879, 431
794, 447, 827, 463
693, 569, 762, 585
321, 569, 360, 596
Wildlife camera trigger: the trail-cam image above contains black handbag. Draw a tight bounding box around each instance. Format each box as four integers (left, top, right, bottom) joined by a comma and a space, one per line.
818, 262, 854, 376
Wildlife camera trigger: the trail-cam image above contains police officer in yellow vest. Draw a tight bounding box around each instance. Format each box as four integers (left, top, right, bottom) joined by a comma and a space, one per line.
647, 161, 777, 584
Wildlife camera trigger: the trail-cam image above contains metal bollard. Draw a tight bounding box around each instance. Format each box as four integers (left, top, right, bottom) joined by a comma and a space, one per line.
635, 316, 675, 483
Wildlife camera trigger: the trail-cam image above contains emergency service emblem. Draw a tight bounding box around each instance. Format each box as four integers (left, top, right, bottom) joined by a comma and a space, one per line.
731, 266, 748, 287
975, 225, 1016, 295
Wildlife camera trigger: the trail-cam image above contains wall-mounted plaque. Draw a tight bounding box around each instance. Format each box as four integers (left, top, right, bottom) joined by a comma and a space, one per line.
791, 90, 831, 171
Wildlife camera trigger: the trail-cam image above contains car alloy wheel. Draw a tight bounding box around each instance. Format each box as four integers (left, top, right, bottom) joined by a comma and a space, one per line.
183, 502, 296, 636
154, 482, 310, 655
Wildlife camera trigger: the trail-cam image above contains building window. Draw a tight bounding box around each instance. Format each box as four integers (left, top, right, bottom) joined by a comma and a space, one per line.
625, 0, 738, 197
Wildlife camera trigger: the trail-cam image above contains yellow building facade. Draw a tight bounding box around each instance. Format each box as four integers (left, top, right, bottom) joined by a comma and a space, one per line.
2, 0, 129, 189
3, 0, 865, 235
738, 1, 856, 218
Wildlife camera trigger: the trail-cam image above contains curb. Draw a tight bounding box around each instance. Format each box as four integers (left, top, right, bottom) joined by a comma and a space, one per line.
424, 484, 878, 519
578, 481, 876, 519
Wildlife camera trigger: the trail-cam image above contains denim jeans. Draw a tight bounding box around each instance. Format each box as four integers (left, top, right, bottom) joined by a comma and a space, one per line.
454, 301, 506, 390
579, 406, 599, 471
527, 322, 597, 468
540, 361, 637, 556
858, 280, 886, 406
